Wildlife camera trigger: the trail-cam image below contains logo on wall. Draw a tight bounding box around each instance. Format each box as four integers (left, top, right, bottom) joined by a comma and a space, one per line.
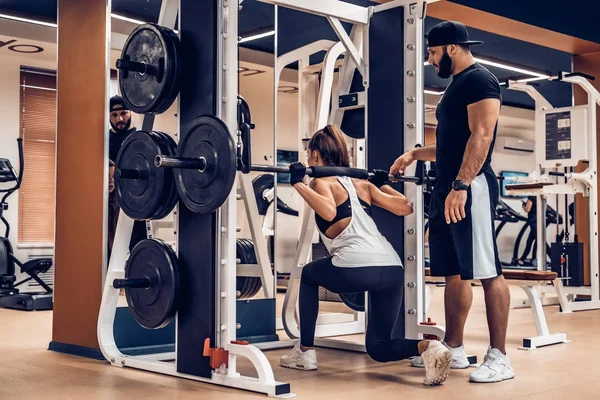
0, 38, 44, 54
238, 65, 298, 94
239, 66, 265, 77
278, 86, 298, 94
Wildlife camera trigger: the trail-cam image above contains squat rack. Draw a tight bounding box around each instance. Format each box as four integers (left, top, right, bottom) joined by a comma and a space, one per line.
98, 0, 441, 397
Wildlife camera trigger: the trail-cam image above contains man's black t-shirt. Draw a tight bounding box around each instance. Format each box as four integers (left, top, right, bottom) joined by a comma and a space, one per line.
109, 127, 137, 162
434, 63, 502, 183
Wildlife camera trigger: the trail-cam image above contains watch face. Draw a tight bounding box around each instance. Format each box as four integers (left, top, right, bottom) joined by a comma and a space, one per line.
453, 180, 465, 190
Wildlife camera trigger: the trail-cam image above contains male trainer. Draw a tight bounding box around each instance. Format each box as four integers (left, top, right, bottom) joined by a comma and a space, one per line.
109, 95, 137, 161
107, 95, 146, 253
390, 21, 514, 383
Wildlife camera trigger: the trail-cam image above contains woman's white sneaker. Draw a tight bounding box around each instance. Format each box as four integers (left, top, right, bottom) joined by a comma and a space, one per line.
411, 341, 470, 369
421, 340, 452, 386
280, 342, 318, 371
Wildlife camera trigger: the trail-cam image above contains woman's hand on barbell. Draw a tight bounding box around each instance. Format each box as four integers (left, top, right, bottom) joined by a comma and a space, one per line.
289, 162, 306, 186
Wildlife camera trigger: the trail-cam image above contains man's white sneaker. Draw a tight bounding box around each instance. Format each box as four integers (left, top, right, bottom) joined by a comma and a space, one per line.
469, 347, 515, 383
421, 340, 452, 386
410, 341, 470, 369
280, 342, 318, 371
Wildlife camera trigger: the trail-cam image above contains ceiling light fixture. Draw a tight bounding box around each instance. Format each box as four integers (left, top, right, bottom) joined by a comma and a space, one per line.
110, 13, 148, 25
0, 13, 56, 27
424, 89, 445, 95
473, 57, 549, 79
239, 30, 276, 44
424, 57, 549, 79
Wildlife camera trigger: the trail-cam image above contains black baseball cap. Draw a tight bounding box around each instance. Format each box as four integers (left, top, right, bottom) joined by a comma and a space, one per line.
109, 95, 130, 112
426, 21, 483, 47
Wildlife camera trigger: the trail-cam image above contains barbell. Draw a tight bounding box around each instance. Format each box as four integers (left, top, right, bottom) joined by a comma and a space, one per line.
115, 115, 422, 219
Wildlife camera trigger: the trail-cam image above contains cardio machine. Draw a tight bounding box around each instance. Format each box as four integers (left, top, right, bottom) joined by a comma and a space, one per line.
494, 198, 563, 269
0, 138, 53, 311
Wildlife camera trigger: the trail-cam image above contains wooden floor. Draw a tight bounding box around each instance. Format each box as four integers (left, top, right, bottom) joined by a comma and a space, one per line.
1, 285, 599, 400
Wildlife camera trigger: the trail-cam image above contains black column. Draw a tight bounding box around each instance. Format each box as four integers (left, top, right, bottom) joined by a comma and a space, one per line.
367, 6, 405, 258
367, 6, 406, 335
177, 0, 218, 378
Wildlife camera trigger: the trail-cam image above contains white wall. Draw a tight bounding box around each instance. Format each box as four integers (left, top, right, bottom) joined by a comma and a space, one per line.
0, 47, 57, 263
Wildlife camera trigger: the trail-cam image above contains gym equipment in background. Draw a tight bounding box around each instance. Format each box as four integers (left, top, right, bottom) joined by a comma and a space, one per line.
494, 199, 562, 269
0, 139, 53, 311
505, 72, 600, 312
550, 178, 584, 286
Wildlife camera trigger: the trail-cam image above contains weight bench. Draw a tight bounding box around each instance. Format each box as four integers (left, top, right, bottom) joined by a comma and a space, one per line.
424, 268, 570, 350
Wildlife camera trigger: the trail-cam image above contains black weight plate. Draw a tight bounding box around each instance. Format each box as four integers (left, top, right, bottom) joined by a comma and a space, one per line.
237, 239, 254, 299
146, 131, 171, 220
340, 292, 365, 312
156, 137, 179, 220
252, 174, 275, 216
118, 24, 180, 114
243, 239, 263, 299
239, 239, 262, 299
236, 239, 252, 299
124, 238, 179, 329
238, 239, 256, 299
150, 25, 181, 114
237, 239, 258, 299
175, 115, 236, 214
150, 131, 179, 220
115, 131, 167, 220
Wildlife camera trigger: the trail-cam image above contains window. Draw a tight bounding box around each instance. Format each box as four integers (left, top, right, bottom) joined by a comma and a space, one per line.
18, 67, 57, 244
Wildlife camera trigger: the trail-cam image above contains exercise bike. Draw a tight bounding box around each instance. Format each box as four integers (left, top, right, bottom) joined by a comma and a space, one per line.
0, 138, 53, 311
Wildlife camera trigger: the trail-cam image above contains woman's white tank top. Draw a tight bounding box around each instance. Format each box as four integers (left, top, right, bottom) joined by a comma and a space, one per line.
316, 176, 403, 268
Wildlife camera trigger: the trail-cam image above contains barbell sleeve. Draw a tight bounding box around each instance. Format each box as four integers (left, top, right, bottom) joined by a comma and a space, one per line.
155, 155, 207, 170
116, 58, 159, 77
117, 168, 150, 180
113, 277, 152, 289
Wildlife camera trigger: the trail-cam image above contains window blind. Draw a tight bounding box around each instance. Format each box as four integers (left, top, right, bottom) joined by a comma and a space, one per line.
18, 67, 57, 244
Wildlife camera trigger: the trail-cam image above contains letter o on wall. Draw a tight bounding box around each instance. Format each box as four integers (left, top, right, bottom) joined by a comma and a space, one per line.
9, 44, 44, 54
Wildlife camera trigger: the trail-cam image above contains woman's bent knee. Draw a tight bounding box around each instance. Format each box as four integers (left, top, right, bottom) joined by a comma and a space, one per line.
366, 342, 391, 362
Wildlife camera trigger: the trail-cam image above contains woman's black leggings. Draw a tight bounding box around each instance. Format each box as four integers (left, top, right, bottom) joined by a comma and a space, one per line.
299, 257, 420, 362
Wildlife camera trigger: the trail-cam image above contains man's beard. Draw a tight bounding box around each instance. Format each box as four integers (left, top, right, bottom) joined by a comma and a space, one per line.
436, 49, 453, 79
110, 118, 131, 133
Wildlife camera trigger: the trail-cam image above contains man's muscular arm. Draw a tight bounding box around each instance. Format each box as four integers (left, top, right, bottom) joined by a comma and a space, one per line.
411, 143, 437, 162
455, 98, 501, 185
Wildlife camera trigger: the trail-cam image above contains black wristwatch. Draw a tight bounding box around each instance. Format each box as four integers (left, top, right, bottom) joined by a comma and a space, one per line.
452, 180, 469, 191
